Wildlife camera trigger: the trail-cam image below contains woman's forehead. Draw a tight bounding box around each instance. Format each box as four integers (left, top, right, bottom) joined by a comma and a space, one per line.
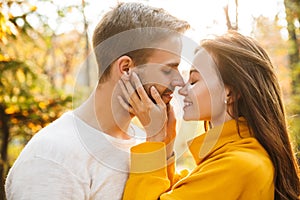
191, 48, 218, 76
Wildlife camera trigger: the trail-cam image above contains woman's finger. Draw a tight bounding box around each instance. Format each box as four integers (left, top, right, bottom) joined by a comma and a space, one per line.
166, 104, 176, 141
150, 86, 165, 108
118, 96, 135, 114
167, 105, 176, 124
121, 75, 141, 107
132, 72, 153, 105
118, 80, 133, 105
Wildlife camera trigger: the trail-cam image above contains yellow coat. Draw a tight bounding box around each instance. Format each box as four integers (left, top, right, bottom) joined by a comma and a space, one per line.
123, 119, 274, 200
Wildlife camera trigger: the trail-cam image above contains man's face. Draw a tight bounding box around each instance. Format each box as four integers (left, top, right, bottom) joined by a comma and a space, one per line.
133, 36, 184, 105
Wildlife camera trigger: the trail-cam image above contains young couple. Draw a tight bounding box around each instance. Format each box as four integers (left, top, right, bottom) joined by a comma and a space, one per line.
5, 2, 300, 200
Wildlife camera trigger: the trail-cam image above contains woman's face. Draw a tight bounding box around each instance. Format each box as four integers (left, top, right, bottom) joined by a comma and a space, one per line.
179, 49, 227, 125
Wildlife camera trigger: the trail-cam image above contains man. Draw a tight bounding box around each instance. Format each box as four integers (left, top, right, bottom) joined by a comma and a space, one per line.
5, 2, 189, 199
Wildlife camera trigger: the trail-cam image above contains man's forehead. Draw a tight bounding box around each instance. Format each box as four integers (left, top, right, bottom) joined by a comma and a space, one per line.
147, 48, 181, 64
153, 36, 182, 53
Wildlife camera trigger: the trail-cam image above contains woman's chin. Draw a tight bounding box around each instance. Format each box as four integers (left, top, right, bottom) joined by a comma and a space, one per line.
183, 114, 193, 121
183, 112, 200, 121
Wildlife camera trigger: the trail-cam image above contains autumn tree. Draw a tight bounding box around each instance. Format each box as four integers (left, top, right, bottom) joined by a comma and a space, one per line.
284, 0, 300, 163
0, 1, 91, 197
284, 0, 300, 94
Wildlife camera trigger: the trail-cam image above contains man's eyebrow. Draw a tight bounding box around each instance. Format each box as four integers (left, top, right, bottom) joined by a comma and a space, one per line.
165, 62, 180, 68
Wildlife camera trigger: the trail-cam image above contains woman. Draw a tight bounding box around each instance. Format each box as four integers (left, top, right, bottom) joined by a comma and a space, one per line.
119, 31, 300, 200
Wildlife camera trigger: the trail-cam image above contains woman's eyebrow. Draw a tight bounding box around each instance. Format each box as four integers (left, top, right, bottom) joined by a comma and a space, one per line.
189, 69, 199, 74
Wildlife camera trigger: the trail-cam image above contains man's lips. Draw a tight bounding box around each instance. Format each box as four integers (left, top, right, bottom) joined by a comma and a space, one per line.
147, 87, 174, 104
161, 88, 174, 102
162, 92, 173, 103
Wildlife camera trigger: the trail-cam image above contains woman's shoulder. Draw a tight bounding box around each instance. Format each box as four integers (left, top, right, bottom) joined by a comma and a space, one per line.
219, 140, 274, 180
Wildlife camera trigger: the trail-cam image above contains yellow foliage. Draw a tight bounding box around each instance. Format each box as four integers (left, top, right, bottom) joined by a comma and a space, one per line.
28, 122, 35, 129
0, 10, 12, 44
30, 6, 37, 12
41, 114, 49, 121
3, 95, 10, 102
0, 54, 10, 61
43, 122, 50, 127
18, 96, 26, 103
28, 122, 41, 133
5, 105, 18, 114
22, 110, 29, 116
16, 69, 25, 83
11, 118, 18, 124
38, 101, 47, 109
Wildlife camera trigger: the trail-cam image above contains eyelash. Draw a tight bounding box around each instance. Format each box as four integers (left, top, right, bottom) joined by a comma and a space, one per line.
190, 81, 196, 85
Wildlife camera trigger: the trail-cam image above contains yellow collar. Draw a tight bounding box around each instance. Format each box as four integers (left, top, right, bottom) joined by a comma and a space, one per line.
188, 118, 252, 164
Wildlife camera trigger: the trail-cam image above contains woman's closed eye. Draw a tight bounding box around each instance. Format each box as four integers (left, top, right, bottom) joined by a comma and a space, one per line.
189, 69, 200, 85
189, 80, 197, 85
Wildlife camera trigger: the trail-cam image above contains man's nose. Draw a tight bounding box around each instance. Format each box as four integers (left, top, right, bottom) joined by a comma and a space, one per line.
171, 73, 184, 87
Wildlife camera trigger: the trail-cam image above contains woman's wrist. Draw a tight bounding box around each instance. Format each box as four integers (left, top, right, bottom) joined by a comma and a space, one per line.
146, 129, 166, 142
167, 151, 175, 161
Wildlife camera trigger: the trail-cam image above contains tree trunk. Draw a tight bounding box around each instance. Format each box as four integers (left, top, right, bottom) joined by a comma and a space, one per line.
0, 106, 10, 200
284, 0, 300, 94
224, 0, 238, 30
82, 0, 91, 87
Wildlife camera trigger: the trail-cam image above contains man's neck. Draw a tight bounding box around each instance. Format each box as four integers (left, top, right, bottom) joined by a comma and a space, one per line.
74, 81, 132, 140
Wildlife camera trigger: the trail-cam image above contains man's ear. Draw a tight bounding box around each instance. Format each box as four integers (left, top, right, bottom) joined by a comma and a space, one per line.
115, 55, 134, 76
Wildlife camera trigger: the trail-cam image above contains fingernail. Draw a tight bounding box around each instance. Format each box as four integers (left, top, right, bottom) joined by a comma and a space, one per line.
118, 95, 122, 100
151, 86, 156, 92
122, 74, 129, 81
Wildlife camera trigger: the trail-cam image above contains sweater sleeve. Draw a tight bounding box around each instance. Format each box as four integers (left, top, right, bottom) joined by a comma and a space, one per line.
123, 142, 191, 200
5, 157, 89, 200
122, 142, 171, 200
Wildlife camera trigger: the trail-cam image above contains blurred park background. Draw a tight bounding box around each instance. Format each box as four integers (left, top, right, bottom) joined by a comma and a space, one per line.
1, 0, 300, 198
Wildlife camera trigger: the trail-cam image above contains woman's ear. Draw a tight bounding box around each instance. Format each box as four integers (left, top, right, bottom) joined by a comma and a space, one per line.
225, 87, 233, 104
116, 55, 134, 76
225, 86, 240, 104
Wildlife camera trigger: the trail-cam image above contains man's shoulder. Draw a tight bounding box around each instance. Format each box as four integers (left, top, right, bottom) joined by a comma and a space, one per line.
27, 112, 77, 146
16, 111, 89, 162
38, 110, 76, 135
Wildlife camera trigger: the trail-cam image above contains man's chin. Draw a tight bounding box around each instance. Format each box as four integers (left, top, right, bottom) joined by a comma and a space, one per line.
163, 101, 170, 105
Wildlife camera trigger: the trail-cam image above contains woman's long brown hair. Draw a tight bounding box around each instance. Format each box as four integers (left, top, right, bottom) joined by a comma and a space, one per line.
201, 31, 300, 200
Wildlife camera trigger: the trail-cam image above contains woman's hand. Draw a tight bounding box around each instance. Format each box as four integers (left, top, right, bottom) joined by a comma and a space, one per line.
164, 104, 177, 159
118, 72, 167, 142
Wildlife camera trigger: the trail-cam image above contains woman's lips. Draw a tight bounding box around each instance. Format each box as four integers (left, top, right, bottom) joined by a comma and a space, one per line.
183, 100, 192, 110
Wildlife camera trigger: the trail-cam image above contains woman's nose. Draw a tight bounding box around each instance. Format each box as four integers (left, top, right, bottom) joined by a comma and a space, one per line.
178, 83, 189, 96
